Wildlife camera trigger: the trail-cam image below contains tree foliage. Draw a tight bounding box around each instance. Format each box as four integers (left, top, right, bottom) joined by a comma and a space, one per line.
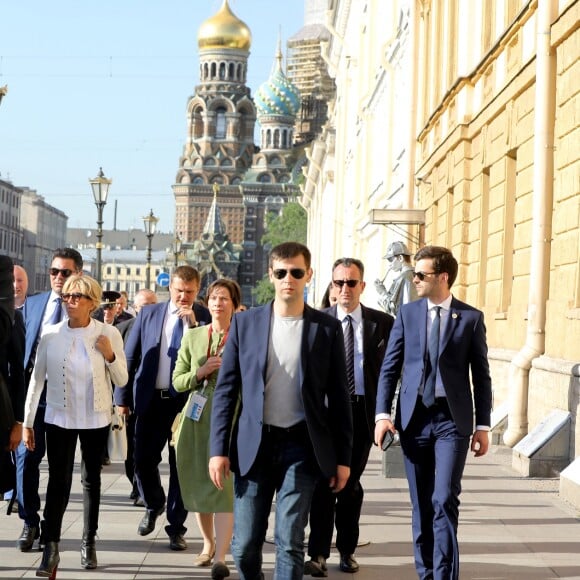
262, 202, 307, 248
252, 202, 308, 305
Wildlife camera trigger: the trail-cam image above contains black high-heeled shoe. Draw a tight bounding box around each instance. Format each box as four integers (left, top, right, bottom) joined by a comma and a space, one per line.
36, 541, 60, 578
80, 535, 97, 569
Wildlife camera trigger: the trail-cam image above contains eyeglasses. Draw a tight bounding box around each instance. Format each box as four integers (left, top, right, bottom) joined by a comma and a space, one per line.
413, 271, 438, 281
102, 303, 116, 310
50, 268, 73, 278
61, 292, 89, 302
272, 268, 306, 280
333, 279, 360, 288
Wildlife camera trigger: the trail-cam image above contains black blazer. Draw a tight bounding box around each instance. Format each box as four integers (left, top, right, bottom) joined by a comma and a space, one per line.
325, 304, 394, 437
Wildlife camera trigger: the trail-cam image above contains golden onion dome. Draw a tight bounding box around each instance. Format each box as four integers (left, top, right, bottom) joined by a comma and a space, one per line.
198, 0, 252, 52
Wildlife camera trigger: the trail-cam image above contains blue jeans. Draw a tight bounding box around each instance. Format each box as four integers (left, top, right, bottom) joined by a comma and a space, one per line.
16, 404, 46, 527
232, 425, 320, 580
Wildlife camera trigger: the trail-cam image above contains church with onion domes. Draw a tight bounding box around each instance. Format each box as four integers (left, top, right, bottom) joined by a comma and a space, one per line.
173, 0, 304, 304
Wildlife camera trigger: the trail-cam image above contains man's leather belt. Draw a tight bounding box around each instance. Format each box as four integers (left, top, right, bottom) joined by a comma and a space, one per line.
263, 421, 306, 434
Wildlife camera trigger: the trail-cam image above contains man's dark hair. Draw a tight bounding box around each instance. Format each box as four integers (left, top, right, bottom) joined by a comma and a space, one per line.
269, 242, 311, 269
414, 245, 458, 288
332, 257, 365, 279
52, 248, 83, 271
172, 265, 201, 284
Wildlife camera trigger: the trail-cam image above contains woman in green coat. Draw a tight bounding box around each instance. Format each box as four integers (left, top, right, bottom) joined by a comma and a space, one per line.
173, 278, 241, 580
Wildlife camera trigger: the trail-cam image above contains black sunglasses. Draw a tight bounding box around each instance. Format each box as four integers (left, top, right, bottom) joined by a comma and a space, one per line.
102, 303, 116, 310
333, 279, 360, 288
61, 292, 89, 301
50, 268, 73, 278
413, 271, 438, 281
272, 268, 306, 280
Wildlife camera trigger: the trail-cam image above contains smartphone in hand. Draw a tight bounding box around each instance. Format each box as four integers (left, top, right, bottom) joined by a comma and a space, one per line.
381, 431, 395, 451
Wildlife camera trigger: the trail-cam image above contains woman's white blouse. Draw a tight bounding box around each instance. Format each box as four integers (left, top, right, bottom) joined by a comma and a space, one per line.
44, 323, 110, 429
23, 318, 128, 429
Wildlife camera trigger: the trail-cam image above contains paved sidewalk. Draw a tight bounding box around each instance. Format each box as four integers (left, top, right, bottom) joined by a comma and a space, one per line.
0, 445, 579, 579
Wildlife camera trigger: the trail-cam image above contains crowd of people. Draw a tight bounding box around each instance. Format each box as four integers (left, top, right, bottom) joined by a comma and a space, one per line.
0, 241, 492, 580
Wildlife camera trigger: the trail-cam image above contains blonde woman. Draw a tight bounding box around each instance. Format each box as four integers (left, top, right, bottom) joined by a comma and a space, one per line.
23, 275, 128, 578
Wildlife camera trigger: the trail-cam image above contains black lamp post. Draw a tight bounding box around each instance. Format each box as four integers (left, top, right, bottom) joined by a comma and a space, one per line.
143, 209, 159, 289
173, 234, 182, 269
89, 167, 112, 284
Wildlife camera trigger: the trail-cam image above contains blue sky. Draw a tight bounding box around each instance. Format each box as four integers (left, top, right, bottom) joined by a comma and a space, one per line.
0, 0, 305, 233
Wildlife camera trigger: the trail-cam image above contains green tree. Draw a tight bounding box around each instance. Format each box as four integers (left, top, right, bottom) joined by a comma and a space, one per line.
262, 202, 307, 247
252, 202, 308, 305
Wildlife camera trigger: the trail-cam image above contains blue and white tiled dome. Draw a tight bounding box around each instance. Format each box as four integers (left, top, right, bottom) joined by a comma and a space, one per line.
255, 51, 300, 118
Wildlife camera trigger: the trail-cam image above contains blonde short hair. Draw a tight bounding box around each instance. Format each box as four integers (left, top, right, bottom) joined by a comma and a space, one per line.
62, 274, 102, 313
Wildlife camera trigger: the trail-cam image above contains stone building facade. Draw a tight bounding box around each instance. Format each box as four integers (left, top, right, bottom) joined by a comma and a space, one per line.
302, 0, 580, 502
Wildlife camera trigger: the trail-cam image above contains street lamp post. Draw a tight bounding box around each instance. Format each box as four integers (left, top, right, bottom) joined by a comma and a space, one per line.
173, 234, 182, 269
89, 167, 112, 285
143, 209, 159, 289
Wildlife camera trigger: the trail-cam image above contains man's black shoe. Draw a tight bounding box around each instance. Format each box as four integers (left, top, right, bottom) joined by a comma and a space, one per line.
339, 554, 359, 573
169, 533, 187, 551
137, 507, 164, 536
16, 524, 39, 552
304, 555, 328, 577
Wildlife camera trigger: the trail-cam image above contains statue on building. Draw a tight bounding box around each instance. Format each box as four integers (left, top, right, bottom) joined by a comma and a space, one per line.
375, 241, 418, 316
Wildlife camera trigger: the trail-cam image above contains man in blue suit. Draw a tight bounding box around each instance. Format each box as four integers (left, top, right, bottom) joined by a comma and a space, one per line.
115, 265, 210, 551
16, 248, 83, 551
209, 242, 353, 580
375, 245, 492, 580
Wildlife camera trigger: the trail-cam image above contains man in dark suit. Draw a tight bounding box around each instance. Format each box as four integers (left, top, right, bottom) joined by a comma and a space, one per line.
209, 242, 353, 580
115, 266, 210, 551
114, 288, 157, 505
375, 245, 492, 580
305, 257, 394, 576
16, 248, 83, 551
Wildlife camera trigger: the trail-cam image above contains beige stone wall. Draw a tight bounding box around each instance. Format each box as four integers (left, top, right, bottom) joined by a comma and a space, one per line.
414, 1, 580, 448
302, 0, 579, 458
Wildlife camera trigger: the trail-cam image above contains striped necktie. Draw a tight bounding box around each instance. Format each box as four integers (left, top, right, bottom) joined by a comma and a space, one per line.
344, 315, 355, 395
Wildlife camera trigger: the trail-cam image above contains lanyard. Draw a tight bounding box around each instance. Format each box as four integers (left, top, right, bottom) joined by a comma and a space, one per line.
205, 324, 229, 359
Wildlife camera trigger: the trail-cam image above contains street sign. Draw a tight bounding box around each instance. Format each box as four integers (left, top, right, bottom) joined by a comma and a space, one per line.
156, 272, 170, 287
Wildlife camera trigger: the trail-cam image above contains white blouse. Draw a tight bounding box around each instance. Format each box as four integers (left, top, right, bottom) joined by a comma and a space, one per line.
44, 322, 110, 429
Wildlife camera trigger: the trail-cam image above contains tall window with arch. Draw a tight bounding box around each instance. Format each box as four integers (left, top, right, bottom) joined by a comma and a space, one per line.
215, 107, 227, 139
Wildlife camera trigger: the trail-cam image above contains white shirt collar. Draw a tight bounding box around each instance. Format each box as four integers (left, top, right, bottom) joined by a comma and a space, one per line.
337, 303, 362, 324
427, 294, 453, 311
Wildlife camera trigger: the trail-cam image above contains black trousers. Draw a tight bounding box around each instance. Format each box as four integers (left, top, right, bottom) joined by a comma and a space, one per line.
43, 423, 109, 542
133, 393, 187, 537
308, 399, 373, 557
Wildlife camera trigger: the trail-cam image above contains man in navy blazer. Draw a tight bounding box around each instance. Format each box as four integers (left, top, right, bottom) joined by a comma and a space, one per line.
209, 242, 353, 580
16, 248, 83, 551
306, 257, 394, 576
115, 265, 210, 551
375, 245, 492, 580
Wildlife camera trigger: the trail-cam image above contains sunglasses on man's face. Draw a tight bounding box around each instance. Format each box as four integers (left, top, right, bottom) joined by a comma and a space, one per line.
50, 268, 73, 278
413, 271, 438, 281
333, 279, 360, 289
102, 303, 116, 310
272, 268, 306, 280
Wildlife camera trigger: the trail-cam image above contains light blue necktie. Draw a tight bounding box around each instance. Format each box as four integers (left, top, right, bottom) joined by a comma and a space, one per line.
47, 297, 62, 325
